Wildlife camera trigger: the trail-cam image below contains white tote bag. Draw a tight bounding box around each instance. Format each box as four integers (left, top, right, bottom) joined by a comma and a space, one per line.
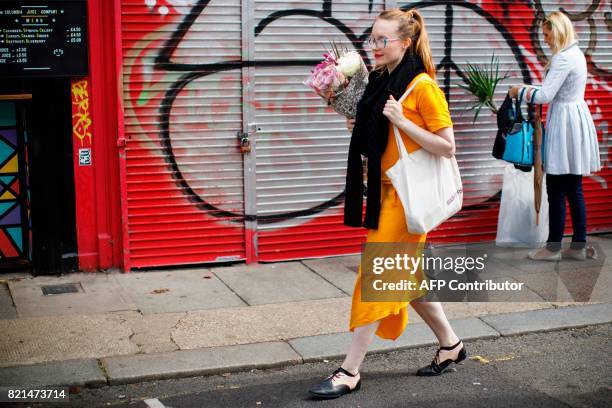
385, 77, 463, 234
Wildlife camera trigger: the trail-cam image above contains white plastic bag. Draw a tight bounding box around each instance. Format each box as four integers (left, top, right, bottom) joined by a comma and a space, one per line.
496, 165, 549, 247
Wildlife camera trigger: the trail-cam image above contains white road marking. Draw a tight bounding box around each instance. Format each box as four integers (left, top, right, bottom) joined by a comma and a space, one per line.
144, 398, 167, 408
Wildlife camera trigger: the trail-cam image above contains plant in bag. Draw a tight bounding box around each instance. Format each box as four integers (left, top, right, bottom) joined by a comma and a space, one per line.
458, 53, 510, 122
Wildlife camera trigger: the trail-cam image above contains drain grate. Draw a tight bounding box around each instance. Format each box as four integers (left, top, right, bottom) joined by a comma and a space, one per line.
41, 283, 83, 295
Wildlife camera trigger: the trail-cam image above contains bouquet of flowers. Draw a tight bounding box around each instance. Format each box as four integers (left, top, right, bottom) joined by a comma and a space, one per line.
303, 42, 369, 118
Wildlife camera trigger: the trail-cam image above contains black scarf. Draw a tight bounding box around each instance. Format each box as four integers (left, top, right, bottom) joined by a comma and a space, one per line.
344, 52, 425, 229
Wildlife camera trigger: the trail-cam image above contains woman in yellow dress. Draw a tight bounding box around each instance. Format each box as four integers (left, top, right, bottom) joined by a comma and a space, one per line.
309, 8, 466, 399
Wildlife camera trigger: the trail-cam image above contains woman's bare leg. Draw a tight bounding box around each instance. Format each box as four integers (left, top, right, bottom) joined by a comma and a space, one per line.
340, 320, 380, 374
409, 301, 463, 361
309, 321, 379, 397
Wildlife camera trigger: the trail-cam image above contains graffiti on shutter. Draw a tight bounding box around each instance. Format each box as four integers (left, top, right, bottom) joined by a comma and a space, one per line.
119, 0, 611, 267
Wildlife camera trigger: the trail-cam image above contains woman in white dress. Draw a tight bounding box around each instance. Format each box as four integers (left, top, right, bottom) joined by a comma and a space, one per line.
509, 11, 601, 261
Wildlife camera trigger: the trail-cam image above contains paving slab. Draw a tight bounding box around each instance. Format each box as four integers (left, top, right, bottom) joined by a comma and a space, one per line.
0, 314, 138, 368
289, 317, 499, 362
115, 269, 247, 314
483, 277, 545, 302
510, 267, 610, 303
480, 303, 612, 336
8, 273, 137, 317
434, 302, 554, 319
301, 258, 357, 295
441, 317, 501, 342
0, 358, 106, 388
172, 297, 351, 349
488, 243, 608, 275
477, 256, 525, 278
369, 324, 439, 357
330, 254, 361, 272
0, 283, 16, 319
518, 258, 606, 275
288, 331, 353, 362
101, 342, 302, 385
490, 254, 563, 275
588, 235, 612, 256
212, 262, 344, 305
116, 311, 183, 354
306, 254, 360, 270
588, 260, 612, 302
507, 271, 573, 304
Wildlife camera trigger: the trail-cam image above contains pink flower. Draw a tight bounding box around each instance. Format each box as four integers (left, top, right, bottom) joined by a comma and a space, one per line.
304, 60, 344, 99
304, 51, 354, 100
323, 52, 337, 65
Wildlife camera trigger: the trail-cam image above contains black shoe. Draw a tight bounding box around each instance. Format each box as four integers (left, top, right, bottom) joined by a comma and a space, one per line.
416, 340, 467, 376
309, 367, 361, 399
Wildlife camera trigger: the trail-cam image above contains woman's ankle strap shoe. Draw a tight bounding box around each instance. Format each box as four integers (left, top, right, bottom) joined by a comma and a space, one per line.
309, 367, 361, 399
439, 340, 463, 351
416, 341, 467, 377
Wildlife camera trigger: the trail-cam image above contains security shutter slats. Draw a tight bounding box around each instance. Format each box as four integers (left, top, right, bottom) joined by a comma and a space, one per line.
251, 1, 385, 261
120, 0, 246, 268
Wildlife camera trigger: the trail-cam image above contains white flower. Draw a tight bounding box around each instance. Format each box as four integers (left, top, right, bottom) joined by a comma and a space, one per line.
337, 51, 362, 77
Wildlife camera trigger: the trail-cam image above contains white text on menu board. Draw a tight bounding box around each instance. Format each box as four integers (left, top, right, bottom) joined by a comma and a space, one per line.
0, 6, 82, 65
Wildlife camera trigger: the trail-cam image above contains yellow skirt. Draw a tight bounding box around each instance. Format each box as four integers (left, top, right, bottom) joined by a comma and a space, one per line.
349, 182, 427, 340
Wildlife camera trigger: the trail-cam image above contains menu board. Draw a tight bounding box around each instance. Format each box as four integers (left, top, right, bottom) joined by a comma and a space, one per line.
0, 1, 88, 78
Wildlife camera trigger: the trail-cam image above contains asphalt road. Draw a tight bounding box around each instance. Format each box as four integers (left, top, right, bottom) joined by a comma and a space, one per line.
19, 324, 612, 408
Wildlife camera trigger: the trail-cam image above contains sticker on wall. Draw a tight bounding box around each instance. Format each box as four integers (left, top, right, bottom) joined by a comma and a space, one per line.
79, 148, 92, 166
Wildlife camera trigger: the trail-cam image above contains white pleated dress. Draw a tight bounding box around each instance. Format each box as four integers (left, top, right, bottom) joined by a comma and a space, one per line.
527, 42, 601, 175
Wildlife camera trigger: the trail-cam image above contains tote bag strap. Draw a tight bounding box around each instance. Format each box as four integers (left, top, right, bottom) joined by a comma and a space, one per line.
393, 75, 429, 159
514, 87, 526, 123
398, 75, 427, 103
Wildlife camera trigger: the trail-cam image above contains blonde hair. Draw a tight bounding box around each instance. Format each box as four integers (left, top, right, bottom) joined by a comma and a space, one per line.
542, 11, 577, 54
373, 8, 436, 78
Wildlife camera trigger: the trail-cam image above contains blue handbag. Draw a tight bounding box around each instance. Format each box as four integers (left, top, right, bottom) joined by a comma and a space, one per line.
502, 88, 537, 166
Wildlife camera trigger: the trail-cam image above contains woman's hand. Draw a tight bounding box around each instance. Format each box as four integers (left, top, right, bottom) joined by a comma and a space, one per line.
509, 85, 522, 98
382, 95, 405, 127
346, 117, 356, 132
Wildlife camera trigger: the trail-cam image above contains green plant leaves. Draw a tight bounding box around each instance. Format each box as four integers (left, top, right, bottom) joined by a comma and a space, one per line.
458, 54, 511, 123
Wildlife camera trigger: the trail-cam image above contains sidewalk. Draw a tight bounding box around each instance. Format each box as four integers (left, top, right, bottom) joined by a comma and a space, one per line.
0, 236, 611, 389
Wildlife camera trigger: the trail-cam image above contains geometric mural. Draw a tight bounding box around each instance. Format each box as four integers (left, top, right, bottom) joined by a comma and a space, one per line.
0, 101, 29, 262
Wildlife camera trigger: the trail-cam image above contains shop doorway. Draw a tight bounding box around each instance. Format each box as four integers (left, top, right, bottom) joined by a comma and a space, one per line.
0, 97, 30, 271
0, 78, 77, 275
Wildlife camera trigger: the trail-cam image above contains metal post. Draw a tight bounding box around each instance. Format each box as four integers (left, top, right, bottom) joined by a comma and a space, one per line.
241, 0, 259, 263
113, 0, 131, 271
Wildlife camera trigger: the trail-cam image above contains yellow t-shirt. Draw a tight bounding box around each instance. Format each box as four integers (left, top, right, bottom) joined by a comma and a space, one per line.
381, 73, 453, 182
